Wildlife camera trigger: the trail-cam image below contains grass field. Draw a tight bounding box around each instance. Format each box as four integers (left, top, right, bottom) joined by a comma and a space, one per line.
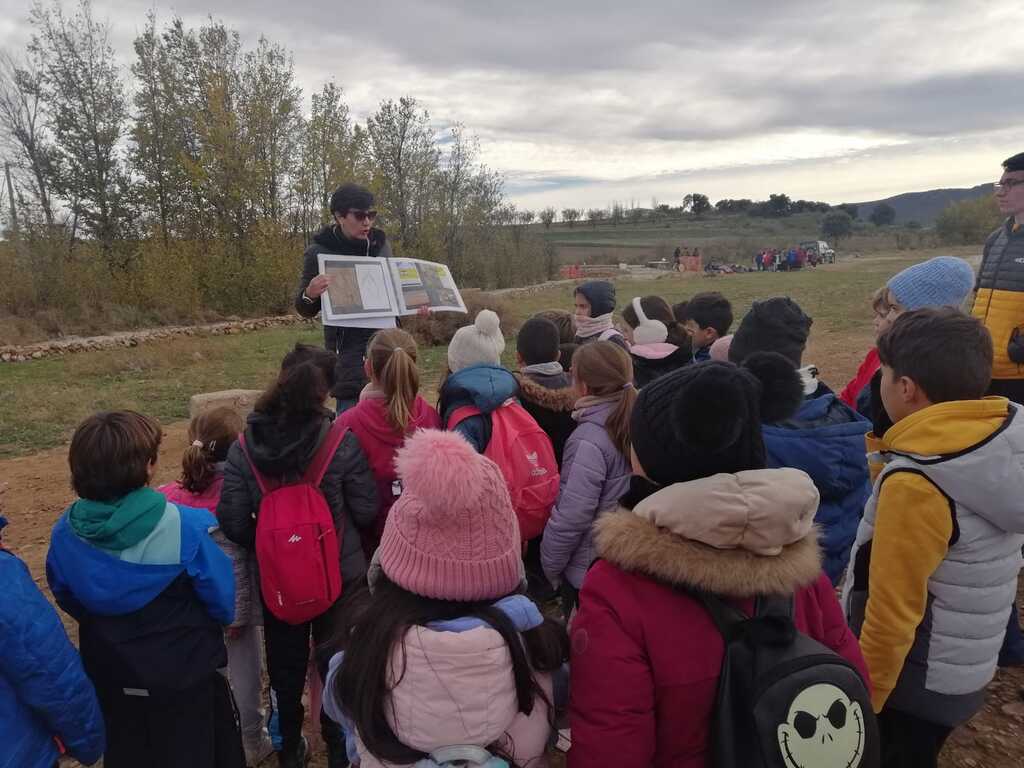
0, 249, 972, 458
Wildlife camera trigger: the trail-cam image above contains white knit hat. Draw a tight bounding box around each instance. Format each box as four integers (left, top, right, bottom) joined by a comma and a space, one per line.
447, 310, 506, 373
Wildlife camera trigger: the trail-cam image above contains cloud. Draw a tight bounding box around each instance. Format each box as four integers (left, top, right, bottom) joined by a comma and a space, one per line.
1, 0, 1021, 208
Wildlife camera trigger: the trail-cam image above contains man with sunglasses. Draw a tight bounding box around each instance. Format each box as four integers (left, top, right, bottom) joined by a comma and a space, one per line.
971, 152, 1024, 670
296, 182, 393, 413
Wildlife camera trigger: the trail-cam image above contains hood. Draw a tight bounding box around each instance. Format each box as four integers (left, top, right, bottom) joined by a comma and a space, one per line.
595, 468, 823, 597
47, 508, 206, 616
353, 595, 546, 757
346, 396, 439, 451
312, 224, 387, 257
244, 411, 330, 478
442, 365, 519, 416
514, 372, 576, 412
763, 393, 871, 499
575, 280, 616, 317
882, 398, 1024, 533
630, 342, 681, 361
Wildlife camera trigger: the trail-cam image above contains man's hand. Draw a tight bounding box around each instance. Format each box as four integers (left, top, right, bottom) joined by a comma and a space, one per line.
306, 273, 332, 299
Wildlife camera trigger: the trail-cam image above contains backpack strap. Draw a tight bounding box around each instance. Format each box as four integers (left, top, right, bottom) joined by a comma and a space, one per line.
303, 420, 349, 486
238, 433, 272, 496
686, 589, 797, 646
447, 404, 482, 430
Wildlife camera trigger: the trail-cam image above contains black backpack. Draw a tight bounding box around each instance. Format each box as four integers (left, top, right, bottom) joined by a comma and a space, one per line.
695, 591, 880, 768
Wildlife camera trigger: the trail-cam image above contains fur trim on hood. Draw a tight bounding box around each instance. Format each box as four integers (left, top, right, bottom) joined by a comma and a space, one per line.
514, 372, 577, 412
594, 468, 823, 597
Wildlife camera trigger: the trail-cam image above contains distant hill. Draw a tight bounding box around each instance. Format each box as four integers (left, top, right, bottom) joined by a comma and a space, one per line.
852, 183, 994, 225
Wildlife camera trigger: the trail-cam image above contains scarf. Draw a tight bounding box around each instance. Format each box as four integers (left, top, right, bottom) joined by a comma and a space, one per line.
574, 312, 615, 339
69, 486, 167, 551
521, 361, 564, 377
572, 391, 627, 421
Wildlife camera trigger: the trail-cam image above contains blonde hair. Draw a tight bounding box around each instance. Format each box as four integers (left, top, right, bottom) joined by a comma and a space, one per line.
181, 407, 243, 493
871, 286, 892, 315
572, 341, 637, 456
367, 329, 420, 432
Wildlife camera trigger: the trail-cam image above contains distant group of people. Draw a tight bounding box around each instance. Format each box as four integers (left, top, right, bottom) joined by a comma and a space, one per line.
673, 245, 702, 271
755, 245, 817, 271
5, 154, 1024, 768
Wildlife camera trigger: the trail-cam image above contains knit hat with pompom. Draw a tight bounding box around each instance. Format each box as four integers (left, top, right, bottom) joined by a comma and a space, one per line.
630, 353, 803, 486
447, 309, 506, 373
377, 429, 523, 601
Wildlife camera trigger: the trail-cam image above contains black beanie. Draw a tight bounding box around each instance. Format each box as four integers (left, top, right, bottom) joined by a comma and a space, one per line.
575, 281, 616, 317
330, 183, 374, 214
728, 297, 812, 367
630, 353, 803, 486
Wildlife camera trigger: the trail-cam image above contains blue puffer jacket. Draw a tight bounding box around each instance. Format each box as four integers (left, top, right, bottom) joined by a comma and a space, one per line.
440, 364, 520, 453
1, 535, 105, 768
763, 393, 871, 584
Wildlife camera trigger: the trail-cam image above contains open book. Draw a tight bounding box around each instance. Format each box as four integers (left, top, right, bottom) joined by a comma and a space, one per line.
316, 253, 467, 323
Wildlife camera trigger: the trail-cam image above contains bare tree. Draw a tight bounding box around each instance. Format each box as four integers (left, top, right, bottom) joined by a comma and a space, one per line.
367, 96, 439, 251
561, 207, 580, 227
0, 50, 55, 225
539, 206, 556, 228
29, 0, 135, 265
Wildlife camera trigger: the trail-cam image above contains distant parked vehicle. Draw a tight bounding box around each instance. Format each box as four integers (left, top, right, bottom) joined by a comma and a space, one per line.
800, 240, 836, 264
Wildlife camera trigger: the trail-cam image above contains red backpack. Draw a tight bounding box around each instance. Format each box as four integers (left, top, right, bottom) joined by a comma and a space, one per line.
239, 421, 347, 625
449, 399, 559, 541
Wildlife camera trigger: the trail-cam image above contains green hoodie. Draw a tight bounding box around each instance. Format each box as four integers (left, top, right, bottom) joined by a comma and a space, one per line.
69, 487, 167, 552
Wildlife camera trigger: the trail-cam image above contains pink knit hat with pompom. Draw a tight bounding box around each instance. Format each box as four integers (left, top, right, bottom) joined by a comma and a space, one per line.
377, 429, 523, 601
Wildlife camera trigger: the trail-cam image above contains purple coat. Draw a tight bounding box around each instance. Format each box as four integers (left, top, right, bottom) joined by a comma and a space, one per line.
541, 401, 632, 589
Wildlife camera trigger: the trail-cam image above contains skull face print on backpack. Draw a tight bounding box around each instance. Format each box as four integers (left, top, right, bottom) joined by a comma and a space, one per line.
697, 591, 879, 768
239, 421, 347, 624
449, 399, 559, 541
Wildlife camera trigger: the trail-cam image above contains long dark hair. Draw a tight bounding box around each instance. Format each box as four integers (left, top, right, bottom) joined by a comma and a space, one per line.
328, 575, 567, 765
255, 343, 337, 427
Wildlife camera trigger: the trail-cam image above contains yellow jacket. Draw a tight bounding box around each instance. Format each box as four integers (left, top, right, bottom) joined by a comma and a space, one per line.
972, 219, 1024, 379
843, 398, 1024, 726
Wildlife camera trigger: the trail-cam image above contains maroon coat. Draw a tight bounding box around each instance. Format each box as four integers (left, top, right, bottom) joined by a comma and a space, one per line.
336, 393, 440, 556
568, 471, 869, 768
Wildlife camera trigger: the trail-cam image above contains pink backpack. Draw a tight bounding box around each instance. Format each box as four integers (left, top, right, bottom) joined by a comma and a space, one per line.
239, 422, 347, 624
449, 399, 559, 541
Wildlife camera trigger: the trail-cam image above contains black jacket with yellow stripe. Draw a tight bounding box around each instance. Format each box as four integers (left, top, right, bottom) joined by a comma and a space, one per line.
972, 218, 1024, 379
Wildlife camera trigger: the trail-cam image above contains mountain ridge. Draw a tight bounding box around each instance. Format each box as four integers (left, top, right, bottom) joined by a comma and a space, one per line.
851, 183, 994, 224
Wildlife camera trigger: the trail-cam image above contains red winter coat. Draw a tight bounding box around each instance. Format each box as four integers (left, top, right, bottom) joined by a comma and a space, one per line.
569, 469, 869, 768
336, 393, 440, 556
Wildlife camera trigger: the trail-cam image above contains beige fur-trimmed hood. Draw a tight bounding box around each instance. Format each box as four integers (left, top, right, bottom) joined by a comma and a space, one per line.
595, 468, 824, 597
514, 372, 577, 412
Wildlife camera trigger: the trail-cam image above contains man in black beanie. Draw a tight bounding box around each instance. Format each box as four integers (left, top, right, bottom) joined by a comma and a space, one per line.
729, 296, 872, 585
295, 182, 394, 413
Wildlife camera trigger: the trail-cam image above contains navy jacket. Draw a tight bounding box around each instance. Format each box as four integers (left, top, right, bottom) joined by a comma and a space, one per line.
763, 393, 871, 584
1, 543, 104, 768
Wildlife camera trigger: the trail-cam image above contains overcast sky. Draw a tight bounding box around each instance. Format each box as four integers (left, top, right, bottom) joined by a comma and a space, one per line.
1, 0, 1021, 210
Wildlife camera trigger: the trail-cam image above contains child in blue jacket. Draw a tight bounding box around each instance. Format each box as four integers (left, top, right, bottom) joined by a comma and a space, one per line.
729, 297, 872, 583
1, 514, 104, 768
46, 411, 242, 768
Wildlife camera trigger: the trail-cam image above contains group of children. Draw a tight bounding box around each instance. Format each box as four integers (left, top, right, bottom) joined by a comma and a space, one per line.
3, 260, 1022, 768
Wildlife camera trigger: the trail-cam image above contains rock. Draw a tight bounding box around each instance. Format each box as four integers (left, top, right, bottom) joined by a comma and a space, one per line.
189, 389, 264, 420
31, 351, 44, 359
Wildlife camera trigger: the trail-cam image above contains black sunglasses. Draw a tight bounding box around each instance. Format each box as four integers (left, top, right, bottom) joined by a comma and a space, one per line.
346, 209, 378, 222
